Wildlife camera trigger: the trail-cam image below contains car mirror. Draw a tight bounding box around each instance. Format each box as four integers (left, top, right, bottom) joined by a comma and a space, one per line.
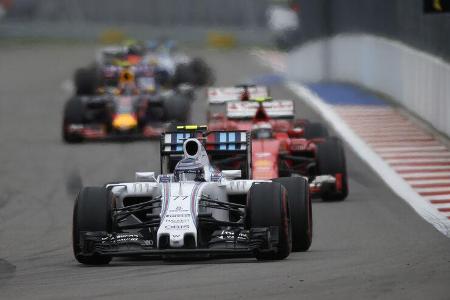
135, 172, 156, 182
222, 170, 242, 179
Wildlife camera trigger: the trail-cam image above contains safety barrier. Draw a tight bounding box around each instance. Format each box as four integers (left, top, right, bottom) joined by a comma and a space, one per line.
287, 34, 450, 138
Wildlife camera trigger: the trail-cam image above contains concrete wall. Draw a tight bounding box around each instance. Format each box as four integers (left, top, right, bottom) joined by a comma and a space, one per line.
288, 34, 450, 137
295, 0, 450, 62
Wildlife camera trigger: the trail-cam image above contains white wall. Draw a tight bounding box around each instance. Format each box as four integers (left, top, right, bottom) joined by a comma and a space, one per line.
287, 34, 450, 137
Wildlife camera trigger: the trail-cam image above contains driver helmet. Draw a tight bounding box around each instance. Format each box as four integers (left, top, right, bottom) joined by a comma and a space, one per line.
174, 158, 205, 182
252, 122, 273, 139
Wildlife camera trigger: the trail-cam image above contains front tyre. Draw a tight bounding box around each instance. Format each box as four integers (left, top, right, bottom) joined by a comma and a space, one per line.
317, 137, 349, 201
72, 187, 112, 265
246, 182, 291, 260
62, 98, 85, 143
273, 177, 312, 252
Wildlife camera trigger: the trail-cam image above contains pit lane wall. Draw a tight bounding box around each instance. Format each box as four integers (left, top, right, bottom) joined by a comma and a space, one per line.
287, 34, 450, 138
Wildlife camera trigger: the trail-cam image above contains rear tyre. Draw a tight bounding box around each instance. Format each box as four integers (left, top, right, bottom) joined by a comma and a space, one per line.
63, 98, 85, 143
317, 137, 349, 201
173, 58, 214, 87
304, 122, 329, 139
273, 177, 312, 252
163, 93, 190, 123
73, 187, 112, 265
189, 58, 214, 86
246, 182, 291, 260
173, 63, 193, 86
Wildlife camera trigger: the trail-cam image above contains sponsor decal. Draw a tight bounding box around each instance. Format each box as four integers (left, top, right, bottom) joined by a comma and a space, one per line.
255, 159, 272, 167
165, 213, 191, 218
217, 230, 248, 240
164, 224, 190, 230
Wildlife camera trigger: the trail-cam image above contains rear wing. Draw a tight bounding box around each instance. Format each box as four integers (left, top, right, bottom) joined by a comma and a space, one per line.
160, 130, 251, 179
226, 99, 294, 119
207, 86, 269, 104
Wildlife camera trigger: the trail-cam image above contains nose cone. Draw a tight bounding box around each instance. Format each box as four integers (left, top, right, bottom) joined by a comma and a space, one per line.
252, 139, 280, 179
112, 114, 138, 130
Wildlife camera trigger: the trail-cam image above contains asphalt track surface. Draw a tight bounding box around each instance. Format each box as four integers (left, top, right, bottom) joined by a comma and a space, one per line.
0, 43, 449, 299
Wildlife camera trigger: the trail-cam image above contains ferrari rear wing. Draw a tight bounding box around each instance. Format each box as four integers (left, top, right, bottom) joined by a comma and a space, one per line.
207, 86, 269, 104
160, 128, 252, 179
226, 99, 294, 119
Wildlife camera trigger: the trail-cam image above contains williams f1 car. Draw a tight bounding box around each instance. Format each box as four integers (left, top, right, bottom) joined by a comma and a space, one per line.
72, 126, 312, 264
209, 97, 348, 201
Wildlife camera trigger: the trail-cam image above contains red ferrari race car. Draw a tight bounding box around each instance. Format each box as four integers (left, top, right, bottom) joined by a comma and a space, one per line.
209, 97, 348, 201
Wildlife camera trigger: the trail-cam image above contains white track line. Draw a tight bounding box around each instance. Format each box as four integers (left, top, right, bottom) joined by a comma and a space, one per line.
285, 82, 450, 237
385, 158, 450, 164
355, 130, 426, 136
376, 146, 448, 153
369, 142, 442, 148
407, 179, 450, 185
365, 137, 435, 143
414, 187, 450, 193
381, 152, 450, 158
432, 203, 450, 209
425, 195, 450, 201
402, 172, 450, 178
394, 165, 450, 171
360, 133, 432, 139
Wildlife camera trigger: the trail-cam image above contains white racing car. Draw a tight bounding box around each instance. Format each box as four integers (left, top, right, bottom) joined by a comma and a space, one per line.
72, 126, 312, 264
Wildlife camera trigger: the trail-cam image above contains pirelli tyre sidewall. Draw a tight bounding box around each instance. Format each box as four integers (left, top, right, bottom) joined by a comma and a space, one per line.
62, 98, 85, 143
273, 177, 312, 252
73, 187, 112, 265
246, 182, 291, 260
317, 137, 349, 201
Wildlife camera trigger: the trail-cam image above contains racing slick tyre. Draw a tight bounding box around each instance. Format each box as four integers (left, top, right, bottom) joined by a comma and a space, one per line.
173, 59, 214, 87
62, 98, 85, 143
246, 182, 291, 260
189, 58, 214, 86
304, 122, 329, 139
73, 187, 112, 265
273, 177, 312, 252
317, 137, 349, 201
173, 63, 193, 86
74, 66, 100, 95
163, 93, 190, 123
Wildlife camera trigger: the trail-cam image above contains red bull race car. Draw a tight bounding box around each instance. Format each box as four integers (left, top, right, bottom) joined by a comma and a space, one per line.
208, 96, 348, 201
62, 68, 191, 142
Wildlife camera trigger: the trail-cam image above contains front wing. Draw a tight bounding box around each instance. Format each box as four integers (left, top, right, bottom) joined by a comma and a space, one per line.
78, 227, 279, 258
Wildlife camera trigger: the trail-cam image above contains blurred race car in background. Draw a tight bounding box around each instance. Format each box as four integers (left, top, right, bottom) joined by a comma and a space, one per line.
209, 95, 348, 201
74, 39, 214, 95
62, 68, 191, 142
72, 126, 312, 264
